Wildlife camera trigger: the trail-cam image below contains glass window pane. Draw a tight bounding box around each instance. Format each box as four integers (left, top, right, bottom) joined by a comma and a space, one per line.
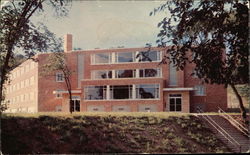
75, 100, 80, 111
116, 70, 134, 78
139, 69, 144, 77
117, 52, 134, 63
145, 69, 158, 77
139, 51, 160, 62
84, 86, 106, 100
136, 84, 159, 99
94, 53, 110, 64
111, 85, 132, 99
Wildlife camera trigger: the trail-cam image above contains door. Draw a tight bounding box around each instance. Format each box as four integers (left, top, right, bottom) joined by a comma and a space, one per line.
169, 94, 182, 112
70, 96, 81, 112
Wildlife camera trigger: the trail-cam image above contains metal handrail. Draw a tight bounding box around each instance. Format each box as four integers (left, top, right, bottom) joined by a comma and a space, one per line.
196, 107, 241, 152
218, 107, 248, 136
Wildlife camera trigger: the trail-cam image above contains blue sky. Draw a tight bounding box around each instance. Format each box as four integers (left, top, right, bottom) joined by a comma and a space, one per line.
31, 1, 167, 50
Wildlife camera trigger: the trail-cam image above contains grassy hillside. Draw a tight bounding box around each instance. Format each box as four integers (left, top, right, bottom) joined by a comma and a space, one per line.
1, 113, 231, 154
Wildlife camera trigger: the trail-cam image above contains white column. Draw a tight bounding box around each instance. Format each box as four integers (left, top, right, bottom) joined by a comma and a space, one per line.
135, 69, 139, 78
111, 52, 116, 63
106, 85, 110, 100
132, 84, 136, 99
112, 70, 115, 79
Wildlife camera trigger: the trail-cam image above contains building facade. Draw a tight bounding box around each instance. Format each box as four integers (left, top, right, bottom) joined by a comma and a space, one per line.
4, 34, 227, 113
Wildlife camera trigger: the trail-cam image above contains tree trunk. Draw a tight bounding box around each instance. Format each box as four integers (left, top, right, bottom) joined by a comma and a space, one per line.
230, 84, 247, 123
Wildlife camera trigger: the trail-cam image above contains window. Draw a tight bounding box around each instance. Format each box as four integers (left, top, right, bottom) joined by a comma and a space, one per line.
70, 97, 80, 112
169, 62, 177, 86
138, 51, 161, 62
194, 85, 206, 96
192, 69, 198, 78
136, 84, 159, 99
169, 94, 182, 112
92, 53, 111, 64
116, 52, 134, 63
84, 86, 107, 100
139, 68, 161, 78
56, 73, 64, 82
116, 70, 135, 78
92, 70, 112, 79
30, 76, 35, 85
21, 81, 24, 88
110, 85, 132, 99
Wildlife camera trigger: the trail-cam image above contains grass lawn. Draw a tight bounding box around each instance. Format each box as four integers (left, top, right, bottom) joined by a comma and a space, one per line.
1, 112, 231, 154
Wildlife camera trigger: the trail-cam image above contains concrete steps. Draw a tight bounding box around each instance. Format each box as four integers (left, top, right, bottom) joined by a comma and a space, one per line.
197, 115, 249, 153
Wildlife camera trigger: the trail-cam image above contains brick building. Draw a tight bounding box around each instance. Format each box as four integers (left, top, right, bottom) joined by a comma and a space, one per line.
4, 34, 227, 113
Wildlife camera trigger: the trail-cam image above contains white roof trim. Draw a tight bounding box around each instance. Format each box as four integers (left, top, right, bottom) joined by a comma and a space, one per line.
53, 90, 81, 94
163, 88, 194, 91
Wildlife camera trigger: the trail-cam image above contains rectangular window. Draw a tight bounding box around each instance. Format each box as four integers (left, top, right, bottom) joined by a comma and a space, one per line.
110, 85, 132, 99
194, 85, 206, 96
169, 94, 182, 112
91, 70, 112, 79
139, 68, 161, 78
138, 51, 161, 62
169, 62, 177, 86
56, 73, 64, 82
84, 86, 107, 100
30, 76, 35, 85
92, 53, 111, 64
192, 69, 198, 78
115, 52, 134, 63
136, 84, 159, 99
116, 70, 135, 78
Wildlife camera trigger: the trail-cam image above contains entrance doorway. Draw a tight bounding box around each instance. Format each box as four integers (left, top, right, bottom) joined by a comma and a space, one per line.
169, 94, 182, 112
70, 96, 80, 112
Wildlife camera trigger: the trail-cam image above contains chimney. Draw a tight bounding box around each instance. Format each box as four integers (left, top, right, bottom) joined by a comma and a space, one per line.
64, 34, 72, 52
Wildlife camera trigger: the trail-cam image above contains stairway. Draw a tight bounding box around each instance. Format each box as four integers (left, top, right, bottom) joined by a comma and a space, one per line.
197, 115, 249, 153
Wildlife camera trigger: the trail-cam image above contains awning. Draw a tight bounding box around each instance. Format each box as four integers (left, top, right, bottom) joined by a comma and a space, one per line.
163, 87, 194, 91
52, 90, 82, 94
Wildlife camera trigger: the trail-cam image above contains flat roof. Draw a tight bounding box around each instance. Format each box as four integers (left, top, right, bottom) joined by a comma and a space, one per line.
163, 88, 194, 91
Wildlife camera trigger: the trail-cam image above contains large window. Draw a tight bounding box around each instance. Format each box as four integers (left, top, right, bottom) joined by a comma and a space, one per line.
56, 73, 64, 82
110, 85, 132, 99
116, 70, 135, 78
92, 70, 112, 79
169, 94, 182, 112
194, 85, 206, 96
136, 84, 159, 99
139, 68, 161, 78
138, 51, 161, 62
116, 52, 134, 63
92, 53, 110, 64
169, 62, 177, 86
84, 86, 107, 100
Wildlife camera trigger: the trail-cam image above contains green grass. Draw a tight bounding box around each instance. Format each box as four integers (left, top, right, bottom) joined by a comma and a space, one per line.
1, 112, 232, 154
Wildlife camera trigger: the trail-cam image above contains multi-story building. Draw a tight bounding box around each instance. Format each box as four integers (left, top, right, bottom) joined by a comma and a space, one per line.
4, 34, 227, 113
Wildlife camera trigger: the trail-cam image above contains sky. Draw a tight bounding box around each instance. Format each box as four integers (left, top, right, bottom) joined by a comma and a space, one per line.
31, 1, 168, 50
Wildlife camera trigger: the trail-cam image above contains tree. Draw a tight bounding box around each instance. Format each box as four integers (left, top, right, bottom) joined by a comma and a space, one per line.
151, 0, 248, 121
40, 52, 74, 113
0, 0, 71, 110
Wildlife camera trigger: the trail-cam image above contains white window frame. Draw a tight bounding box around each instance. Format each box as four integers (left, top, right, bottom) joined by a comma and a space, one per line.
169, 94, 182, 112
56, 72, 64, 82
135, 84, 160, 99
115, 52, 135, 63
139, 68, 161, 78
91, 53, 111, 65
194, 85, 206, 96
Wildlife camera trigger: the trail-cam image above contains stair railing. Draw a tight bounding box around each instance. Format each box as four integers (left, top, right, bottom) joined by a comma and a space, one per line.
218, 107, 248, 137
196, 107, 241, 152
